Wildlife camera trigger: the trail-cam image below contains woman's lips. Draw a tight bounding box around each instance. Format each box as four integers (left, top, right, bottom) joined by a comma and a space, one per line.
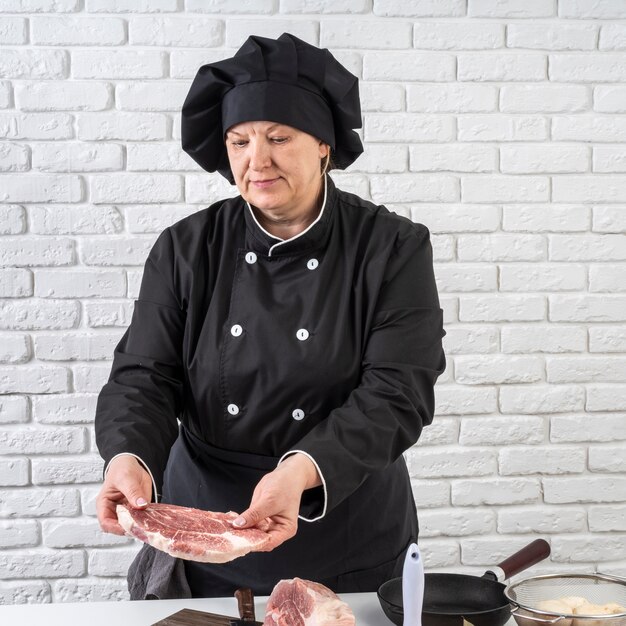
251, 177, 279, 189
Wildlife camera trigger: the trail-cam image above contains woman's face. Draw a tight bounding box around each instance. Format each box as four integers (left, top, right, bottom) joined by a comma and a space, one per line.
225, 121, 328, 217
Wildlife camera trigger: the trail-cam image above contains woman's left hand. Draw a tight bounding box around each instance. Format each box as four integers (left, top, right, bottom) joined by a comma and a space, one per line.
232, 453, 321, 551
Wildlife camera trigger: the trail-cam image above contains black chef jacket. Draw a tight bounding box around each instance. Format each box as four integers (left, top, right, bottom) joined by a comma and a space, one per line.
95, 175, 446, 592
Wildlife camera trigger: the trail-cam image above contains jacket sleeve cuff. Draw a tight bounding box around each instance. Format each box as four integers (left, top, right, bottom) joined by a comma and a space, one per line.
277, 450, 328, 522
104, 452, 160, 503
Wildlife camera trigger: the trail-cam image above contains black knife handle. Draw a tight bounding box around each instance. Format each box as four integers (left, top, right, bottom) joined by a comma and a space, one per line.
235, 587, 256, 621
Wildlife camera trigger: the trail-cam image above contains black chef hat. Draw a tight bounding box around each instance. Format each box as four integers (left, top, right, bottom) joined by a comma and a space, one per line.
181, 33, 363, 183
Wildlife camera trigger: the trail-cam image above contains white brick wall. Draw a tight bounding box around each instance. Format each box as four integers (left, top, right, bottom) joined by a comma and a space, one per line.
1, 0, 625, 606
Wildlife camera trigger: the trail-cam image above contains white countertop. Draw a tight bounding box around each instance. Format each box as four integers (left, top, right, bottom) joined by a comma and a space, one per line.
0, 593, 518, 625
0, 593, 385, 626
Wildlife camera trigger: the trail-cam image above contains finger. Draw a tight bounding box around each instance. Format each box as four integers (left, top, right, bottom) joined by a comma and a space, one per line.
120, 481, 150, 509
232, 506, 265, 529
128, 495, 149, 508
96, 467, 151, 535
96, 495, 126, 535
256, 527, 296, 552
106, 457, 152, 508
111, 470, 151, 509
100, 516, 126, 535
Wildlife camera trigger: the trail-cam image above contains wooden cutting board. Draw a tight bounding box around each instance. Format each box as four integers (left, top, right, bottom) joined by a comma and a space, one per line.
152, 607, 237, 625
153, 588, 264, 626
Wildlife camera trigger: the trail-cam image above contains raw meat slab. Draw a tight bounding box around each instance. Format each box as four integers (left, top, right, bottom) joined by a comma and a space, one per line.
263, 578, 355, 626
117, 502, 270, 563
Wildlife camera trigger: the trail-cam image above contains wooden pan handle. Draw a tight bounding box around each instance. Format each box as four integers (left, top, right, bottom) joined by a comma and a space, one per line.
496, 539, 551, 580
235, 588, 256, 622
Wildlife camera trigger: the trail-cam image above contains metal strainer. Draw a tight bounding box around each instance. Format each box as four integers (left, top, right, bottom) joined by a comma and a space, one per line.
505, 573, 626, 625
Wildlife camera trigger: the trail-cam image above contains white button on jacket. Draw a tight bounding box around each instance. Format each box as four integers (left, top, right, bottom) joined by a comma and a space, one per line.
245, 252, 257, 264
292, 409, 305, 420
296, 329, 309, 341
231, 324, 243, 337
307, 258, 319, 270
227, 404, 239, 415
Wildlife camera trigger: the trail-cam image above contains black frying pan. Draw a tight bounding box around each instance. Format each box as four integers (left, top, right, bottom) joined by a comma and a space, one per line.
378, 538, 550, 626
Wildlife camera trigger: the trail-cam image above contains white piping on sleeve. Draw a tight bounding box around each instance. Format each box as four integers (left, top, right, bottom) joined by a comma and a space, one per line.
104, 452, 159, 504
277, 449, 328, 522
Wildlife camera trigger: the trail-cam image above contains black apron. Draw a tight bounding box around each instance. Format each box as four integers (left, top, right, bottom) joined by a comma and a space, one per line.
161, 425, 417, 598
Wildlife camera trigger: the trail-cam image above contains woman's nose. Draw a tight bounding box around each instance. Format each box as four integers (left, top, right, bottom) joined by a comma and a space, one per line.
249, 140, 271, 170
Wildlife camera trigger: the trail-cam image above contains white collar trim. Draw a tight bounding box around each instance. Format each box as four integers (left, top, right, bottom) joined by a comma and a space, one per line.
245, 175, 328, 258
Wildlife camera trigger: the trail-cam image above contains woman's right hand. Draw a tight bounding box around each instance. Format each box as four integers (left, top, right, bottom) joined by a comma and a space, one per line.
96, 455, 153, 535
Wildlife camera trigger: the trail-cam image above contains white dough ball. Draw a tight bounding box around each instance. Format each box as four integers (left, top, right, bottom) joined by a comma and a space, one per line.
537, 600, 571, 614
559, 596, 587, 610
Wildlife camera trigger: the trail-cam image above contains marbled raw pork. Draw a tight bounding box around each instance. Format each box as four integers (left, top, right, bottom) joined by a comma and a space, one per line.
116, 502, 270, 563
263, 578, 355, 626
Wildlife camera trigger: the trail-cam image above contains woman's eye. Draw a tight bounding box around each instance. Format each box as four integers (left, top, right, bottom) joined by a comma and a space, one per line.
231, 140, 248, 148
271, 137, 288, 144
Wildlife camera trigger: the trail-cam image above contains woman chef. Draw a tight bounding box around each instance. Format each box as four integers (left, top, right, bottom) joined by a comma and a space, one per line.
95, 33, 446, 599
